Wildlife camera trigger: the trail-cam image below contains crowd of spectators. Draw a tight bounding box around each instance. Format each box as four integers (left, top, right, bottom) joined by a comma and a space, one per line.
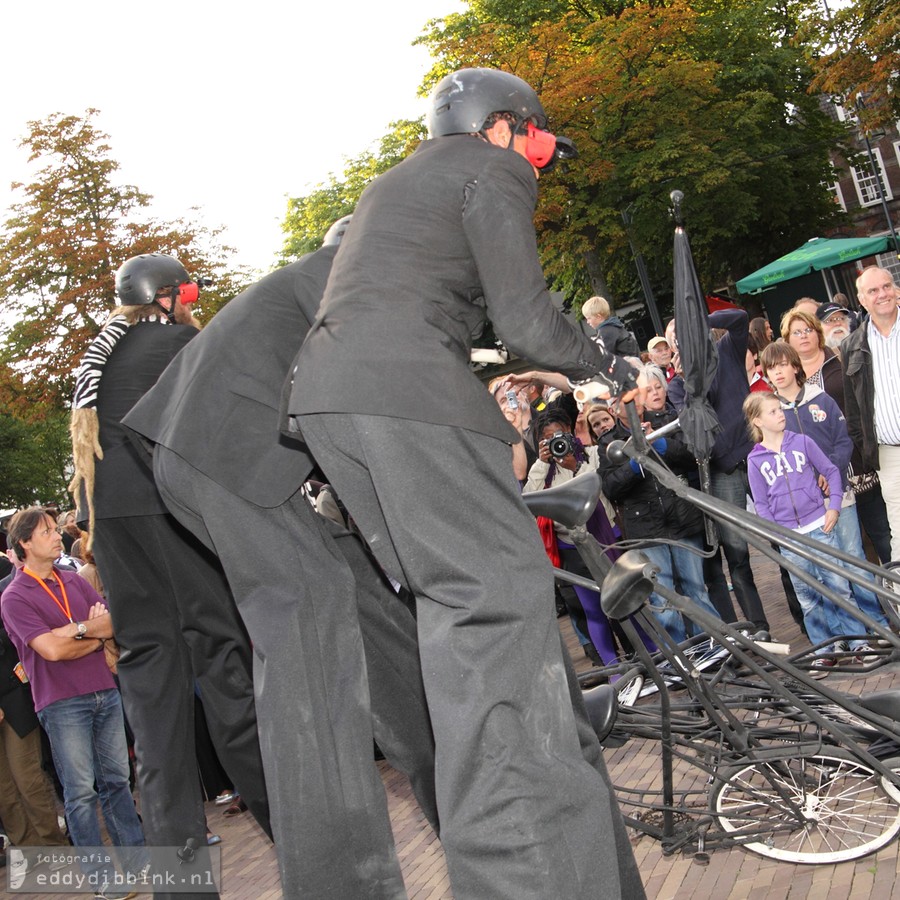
489, 269, 898, 669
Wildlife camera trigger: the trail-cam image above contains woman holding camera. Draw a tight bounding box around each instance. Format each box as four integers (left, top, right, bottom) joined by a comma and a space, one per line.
523, 409, 623, 665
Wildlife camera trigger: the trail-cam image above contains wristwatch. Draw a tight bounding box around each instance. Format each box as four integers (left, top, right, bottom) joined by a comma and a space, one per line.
74, 622, 87, 640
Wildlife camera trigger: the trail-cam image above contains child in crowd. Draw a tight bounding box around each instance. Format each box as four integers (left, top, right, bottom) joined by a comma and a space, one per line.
758, 342, 887, 640
744, 392, 869, 675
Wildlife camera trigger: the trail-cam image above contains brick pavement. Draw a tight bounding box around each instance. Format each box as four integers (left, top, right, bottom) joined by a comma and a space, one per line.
202, 542, 900, 899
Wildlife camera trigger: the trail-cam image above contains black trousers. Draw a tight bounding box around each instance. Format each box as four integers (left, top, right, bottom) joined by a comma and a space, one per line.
300, 414, 646, 900
154, 446, 437, 899
92, 514, 270, 895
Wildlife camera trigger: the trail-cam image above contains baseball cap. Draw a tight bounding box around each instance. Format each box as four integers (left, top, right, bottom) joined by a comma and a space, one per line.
647, 336, 670, 351
816, 303, 849, 321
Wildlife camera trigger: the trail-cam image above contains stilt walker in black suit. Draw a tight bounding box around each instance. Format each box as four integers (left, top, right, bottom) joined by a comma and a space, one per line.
69, 256, 270, 899
288, 68, 647, 900
123, 223, 437, 899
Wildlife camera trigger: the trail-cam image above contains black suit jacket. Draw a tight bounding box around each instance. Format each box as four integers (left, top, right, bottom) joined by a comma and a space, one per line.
288, 135, 611, 441
123, 247, 336, 508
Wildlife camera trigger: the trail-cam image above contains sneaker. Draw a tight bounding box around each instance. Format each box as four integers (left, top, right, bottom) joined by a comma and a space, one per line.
852, 642, 880, 665
214, 790, 235, 805
810, 657, 835, 679
833, 640, 851, 654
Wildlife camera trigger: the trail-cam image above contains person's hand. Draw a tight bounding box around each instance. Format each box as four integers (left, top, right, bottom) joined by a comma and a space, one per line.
51, 622, 80, 639
823, 508, 839, 533
505, 372, 538, 386
558, 454, 578, 473
538, 439, 553, 463
503, 405, 525, 434
817, 474, 830, 496
88, 602, 108, 620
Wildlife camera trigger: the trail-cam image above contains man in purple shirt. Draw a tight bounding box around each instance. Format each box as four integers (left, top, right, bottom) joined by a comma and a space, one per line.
1, 507, 143, 899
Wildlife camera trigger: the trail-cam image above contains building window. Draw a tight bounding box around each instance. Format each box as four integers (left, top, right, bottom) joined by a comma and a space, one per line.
834, 103, 857, 124
825, 180, 847, 211
876, 250, 900, 284
851, 148, 893, 206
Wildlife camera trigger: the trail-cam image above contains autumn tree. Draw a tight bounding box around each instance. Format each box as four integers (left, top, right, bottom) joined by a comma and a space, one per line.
0, 110, 250, 410
802, 0, 900, 133
280, 119, 427, 262
417, 0, 850, 308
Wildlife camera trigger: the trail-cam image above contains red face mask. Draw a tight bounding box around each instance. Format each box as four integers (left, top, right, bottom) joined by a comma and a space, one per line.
523, 123, 559, 169
175, 282, 200, 305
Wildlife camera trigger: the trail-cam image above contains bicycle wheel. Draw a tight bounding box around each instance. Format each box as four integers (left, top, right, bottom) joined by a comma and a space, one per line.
710, 748, 900, 863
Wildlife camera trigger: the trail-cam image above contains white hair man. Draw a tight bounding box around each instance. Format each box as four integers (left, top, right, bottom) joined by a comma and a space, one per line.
842, 267, 900, 560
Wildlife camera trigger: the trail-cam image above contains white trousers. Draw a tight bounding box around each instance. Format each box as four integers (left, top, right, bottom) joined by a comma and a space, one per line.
879, 443, 900, 562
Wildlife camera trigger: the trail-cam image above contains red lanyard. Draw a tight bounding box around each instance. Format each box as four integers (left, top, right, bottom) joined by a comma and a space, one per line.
23, 568, 74, 623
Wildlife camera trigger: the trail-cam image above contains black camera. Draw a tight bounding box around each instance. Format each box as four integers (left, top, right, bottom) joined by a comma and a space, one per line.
548, 431, 576, 459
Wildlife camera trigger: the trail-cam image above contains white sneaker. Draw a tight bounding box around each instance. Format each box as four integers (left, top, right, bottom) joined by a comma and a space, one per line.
852, 642, 879, 665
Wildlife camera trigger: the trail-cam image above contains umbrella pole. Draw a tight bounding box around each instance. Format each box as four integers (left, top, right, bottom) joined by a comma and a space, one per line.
698, 457, 718, 550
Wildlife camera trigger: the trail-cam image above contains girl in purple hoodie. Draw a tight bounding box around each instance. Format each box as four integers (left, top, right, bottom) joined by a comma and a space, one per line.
744, 392, 864, 675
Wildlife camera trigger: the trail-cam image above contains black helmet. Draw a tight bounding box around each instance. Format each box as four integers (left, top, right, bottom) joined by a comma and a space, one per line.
115, 254, 190, 306
322, 215, 352, 247
427, 68, 547, 137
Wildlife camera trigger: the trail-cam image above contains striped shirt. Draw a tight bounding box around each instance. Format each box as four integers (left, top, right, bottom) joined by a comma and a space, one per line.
869, 312, 900, 446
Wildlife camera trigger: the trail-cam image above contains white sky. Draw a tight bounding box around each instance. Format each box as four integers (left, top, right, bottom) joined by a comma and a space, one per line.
1, 0, 465, 275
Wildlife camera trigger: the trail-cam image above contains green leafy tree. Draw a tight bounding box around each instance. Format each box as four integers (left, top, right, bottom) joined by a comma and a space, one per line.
0, 411, 72, 509
280, 119, 427, 262
0, 110, 250, 410
0, 365, 71, 508
417, 0, 850, 309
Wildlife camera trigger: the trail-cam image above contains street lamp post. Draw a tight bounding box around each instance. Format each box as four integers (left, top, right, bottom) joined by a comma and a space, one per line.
856, 94, 900, 255
621, 205, 665, 336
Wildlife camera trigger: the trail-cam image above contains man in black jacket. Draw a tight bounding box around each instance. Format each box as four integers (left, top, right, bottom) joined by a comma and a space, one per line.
843, 265, 900, 562
706, 308, 770, 632
123, 228, 437, 900
68, 256, 270, 894
288, 68, 644, 900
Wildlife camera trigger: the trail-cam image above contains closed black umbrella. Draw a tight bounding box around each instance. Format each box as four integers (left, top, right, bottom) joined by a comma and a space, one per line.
670, 191, 720, 545
670, 190, 720, 459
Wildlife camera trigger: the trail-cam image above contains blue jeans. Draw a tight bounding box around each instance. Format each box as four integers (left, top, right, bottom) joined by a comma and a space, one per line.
643, 536, 722, 643
38, 689, 144, 878
833, 505, 889, 629
779, 527, 863, 651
